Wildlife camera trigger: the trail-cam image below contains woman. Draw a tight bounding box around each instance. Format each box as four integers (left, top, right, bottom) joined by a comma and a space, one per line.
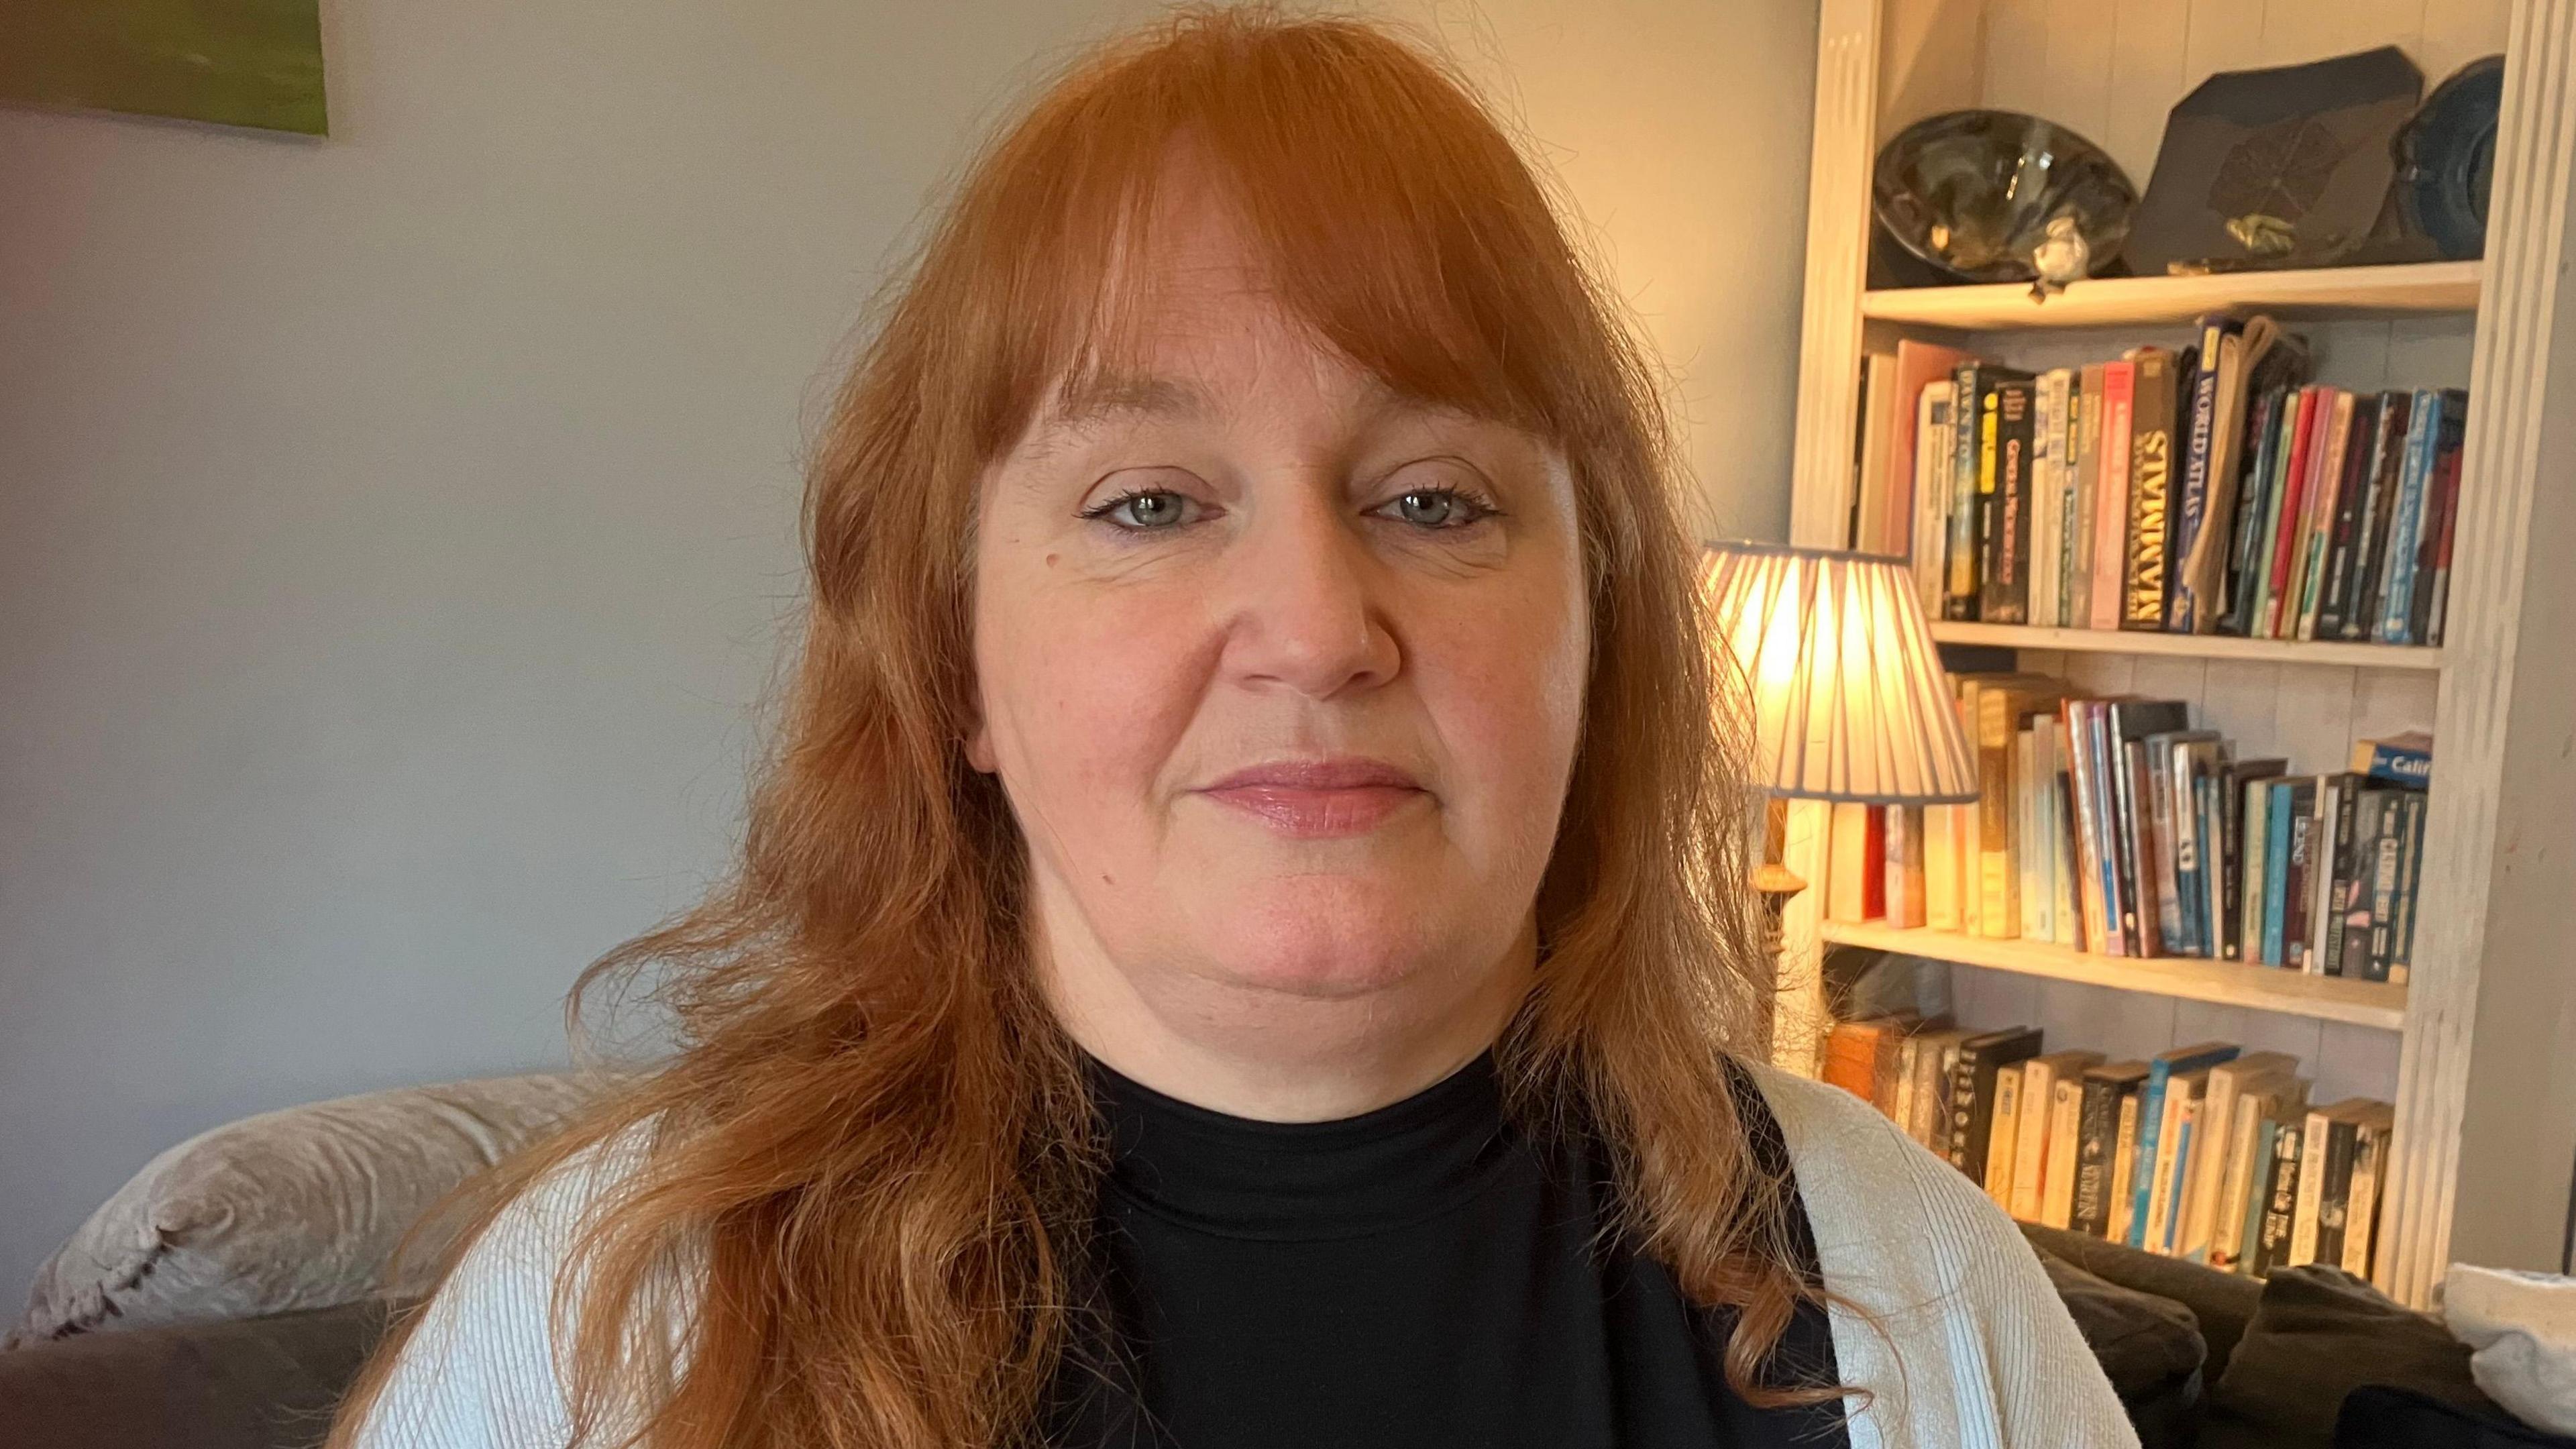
334, 8, 2132, 1448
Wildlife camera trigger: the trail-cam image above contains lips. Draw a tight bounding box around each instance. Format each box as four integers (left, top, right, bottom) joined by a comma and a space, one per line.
1195, 758, 1428, 837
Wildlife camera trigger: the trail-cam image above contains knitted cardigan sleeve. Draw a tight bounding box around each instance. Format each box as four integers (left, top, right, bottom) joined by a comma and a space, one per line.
1752, 1062, 2142, 1449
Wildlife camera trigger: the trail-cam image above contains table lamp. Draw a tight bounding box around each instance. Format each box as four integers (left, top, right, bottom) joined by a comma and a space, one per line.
1699, 543, 1978, 1061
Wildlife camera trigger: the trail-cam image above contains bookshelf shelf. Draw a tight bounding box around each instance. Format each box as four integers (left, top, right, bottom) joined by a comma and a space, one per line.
1818, 920, 2410, 1031
1862, 261, 2482, 332
1926, 621, 2447, 672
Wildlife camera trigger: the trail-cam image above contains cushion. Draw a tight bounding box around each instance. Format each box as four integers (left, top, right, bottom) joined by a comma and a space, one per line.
2023, 1219, 2265, 1379
2336, 1384, 2576, 1449
0, 1299, 396, 1449
2032, 1247, 2207, 1448
10, 1073, 601, 1346
2446, 1264, 2576, 1436
2202, 1265, 2500, 1449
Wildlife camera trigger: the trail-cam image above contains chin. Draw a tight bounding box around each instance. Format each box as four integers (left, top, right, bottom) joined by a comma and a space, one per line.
1190, 873, 1467, 999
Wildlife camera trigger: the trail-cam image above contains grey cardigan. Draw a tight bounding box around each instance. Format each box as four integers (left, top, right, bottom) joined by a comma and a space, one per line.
351, 1063, 2139, 1449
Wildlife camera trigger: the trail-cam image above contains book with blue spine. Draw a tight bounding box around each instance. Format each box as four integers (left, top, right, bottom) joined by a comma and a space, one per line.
2127, 1042, 2241, 1248
2263, 780, 2297, 965
2349, 732, 2432, 789
2377, 388, 2441, 642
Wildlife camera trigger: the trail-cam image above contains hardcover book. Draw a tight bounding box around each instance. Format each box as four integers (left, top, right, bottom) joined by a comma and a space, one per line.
2123, 347, 2180, 629
1948, 1026, 2045, 1183
2073, 1060, 2149, 1239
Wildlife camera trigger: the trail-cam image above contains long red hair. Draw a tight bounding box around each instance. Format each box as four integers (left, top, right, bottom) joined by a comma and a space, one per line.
331, 7, 1810, 1446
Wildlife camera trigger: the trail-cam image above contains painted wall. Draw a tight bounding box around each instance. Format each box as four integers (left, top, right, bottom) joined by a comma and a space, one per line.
0, 0, 1815, 1300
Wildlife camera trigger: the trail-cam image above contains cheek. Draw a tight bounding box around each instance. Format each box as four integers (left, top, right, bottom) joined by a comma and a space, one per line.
1411, 570, 1590, 837
975, 557, 1212, 830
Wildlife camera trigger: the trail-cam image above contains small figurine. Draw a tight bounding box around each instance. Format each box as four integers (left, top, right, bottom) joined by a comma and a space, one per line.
2029, 213, 2091, 301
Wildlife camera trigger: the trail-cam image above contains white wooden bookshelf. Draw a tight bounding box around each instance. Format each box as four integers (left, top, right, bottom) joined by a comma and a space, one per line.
1928, 621, 2447, 671
1778, 0, 2576, 1304
1817, 921, 2410, 1030
1862, 260, 2482, 330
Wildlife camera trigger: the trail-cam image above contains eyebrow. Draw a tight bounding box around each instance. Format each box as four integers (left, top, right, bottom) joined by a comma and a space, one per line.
1045, 368, 1216, 431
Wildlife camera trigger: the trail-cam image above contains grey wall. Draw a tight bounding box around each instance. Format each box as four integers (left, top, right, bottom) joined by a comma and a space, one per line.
0, 0, 1815, 1301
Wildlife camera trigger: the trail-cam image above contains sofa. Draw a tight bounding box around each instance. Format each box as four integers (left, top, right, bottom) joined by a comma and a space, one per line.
2, 1077, 2567, 1449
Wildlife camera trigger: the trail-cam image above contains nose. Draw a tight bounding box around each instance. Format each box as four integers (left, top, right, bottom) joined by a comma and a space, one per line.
1218, 488, 1400, 699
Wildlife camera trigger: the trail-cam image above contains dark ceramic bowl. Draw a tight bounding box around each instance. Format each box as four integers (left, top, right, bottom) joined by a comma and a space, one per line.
2396, 55, 2504, 260
1873, 110, 2139, 284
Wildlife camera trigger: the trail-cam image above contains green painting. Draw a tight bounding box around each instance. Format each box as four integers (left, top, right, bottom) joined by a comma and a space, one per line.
0, 0, 327, 136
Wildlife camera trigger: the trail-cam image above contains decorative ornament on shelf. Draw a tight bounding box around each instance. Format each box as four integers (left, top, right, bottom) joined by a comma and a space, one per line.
2028, 213, 2093, 301
1870, 109, 2137, 288
1699, 544, 1977, 1064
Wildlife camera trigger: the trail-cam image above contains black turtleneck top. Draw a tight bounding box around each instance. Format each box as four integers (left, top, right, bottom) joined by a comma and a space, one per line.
1050, 1053, 1849, 1449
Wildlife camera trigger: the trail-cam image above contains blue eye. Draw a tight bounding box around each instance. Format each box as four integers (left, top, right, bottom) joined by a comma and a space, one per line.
1373, 485, 1494, 530
1084, 488, 1195, 530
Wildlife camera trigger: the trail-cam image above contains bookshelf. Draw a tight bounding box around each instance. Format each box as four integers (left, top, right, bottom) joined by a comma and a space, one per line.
1817, 921, 2409, 1030
1861, 260, 2483, 331
1779, 0, 2576, 1306
1927, 621, 2446, 671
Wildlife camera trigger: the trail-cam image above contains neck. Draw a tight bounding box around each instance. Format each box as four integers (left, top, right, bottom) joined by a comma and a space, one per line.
1032, 892, 1538, 1123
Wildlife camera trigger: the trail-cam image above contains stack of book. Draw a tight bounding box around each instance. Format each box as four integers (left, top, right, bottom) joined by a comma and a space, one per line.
1843, 669, 2432, 984
1845, 319, 2469, 646
1821, 1022, 2396, 1288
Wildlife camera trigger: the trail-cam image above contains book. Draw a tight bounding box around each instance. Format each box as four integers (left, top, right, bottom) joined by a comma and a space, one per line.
2107, 700, 2191, 955
2346, 1102, 2398, 1283
2315, 776, 2367, 977
1890, 340, 1969, 564
2358, 793, 2414, 985
2146, 1067, 2210, 1255
2184, 1052, 2300, 1261
2377, 389, 2444, 643
2039, 1059, 2094, 1230
1908, 1025, 1975, 1150
1949, 1026, 2044, 1183
2123, 347, 2180, 629
1984, 1060, 2027, 1209
2030, 369, 2068, 627
2128, 1042, 2240, 1249
2092, 361, 2138, 631
2060, 702, 2114, 953
2294, 1099, 2374, 1268
2350, 734, 2433, 791
1913, 380, 1960, 618
2187, 317, 2291, 633
2074, 1060, 2149, 1238
2341, 389, 2416, 641
2314, 1104, 2367, 1269
2219, 757, 2288, 959
1884, 804, 1927, 927
2284, 776, 2323, 972
1825, 802, 1884, 922
1982, 376, 2038, 623
2295, 390, 2360, 639
2421, 394, 2469, 645
2318, 394, 2396, 638
2014, 1050, 2101, 1222
2385, 792, 2429, 986
1977, 681, 2069, 937
1823, 1014, 1911, 1104
1943, 361, 1990, 619
2112, 1091, 2143, 1244
2220, 384, 2288, 635
2260, 388, 2326, 638
2254, 1110, 2306, 1275
2070, 363, 2108, 627
2167, 317, 2237, 631
2213, 1080, 2310, 1271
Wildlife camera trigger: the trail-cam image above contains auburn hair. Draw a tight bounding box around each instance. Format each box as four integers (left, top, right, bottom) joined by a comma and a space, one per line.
330, 6, 1817, 1447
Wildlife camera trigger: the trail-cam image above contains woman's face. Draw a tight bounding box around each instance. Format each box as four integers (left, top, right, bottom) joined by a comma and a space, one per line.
969, 171, 1589, 1083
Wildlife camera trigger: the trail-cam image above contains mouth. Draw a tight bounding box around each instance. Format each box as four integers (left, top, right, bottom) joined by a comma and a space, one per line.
1194, 758, 1428, 839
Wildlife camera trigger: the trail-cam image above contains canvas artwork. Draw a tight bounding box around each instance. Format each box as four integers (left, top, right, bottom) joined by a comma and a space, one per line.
0, 0, 327, 136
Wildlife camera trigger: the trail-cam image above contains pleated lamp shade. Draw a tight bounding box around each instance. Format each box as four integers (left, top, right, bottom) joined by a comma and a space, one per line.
1700, 542, 1978, 804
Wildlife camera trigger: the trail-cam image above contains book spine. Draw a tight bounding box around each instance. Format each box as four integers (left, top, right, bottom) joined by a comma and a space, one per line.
2317, 396, 2384, 637
2042, 1075, 2087, 1229
2291, 1110, 2330, 1267
2222, 388, 2281, 636
2262, 389, 2323, 638
2211, 1098, 2263, 1271
2241, 779, 2271, 963
1984, 1064, 2025, 1208
1977, 691, 2021, 939
2387, 792, 2428, 987
2378, 389, 2440, 643
2316, 1116, 2361, 1269
2411, 391, 2468, 643
2263, 781, 2293, 966
2110, 1090, 2143, 1245
2093, 364, 2138, 631
2237, 1118, 2278, 1273
2320, 780, 2364, 977
2127, 1069, 2169, 1249
1982, 380, 2035, 623
2167, 321, 2229, 630
2071, 1077, 2120, 1236
2123, 351, 2178, 630
2031, 374, 2061, 627
2057, 375, 2084, 628
2284, 781, 2319, 973
2256, 1120, 2304, 1275
2167, 747, 2203, 955
2147, 743, 2184, 954
2124, 741, 2165, 957
2087, 706, 2131, 955
2072, 366, 2106, 627
2011, 1061, 2053, 1220
2292, 393, 2353, 640
2424, 393, 2468, 645
2344, 390, 2414, 639
1945, 365, 1982, 620
2344, 1128, 2386, 1279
